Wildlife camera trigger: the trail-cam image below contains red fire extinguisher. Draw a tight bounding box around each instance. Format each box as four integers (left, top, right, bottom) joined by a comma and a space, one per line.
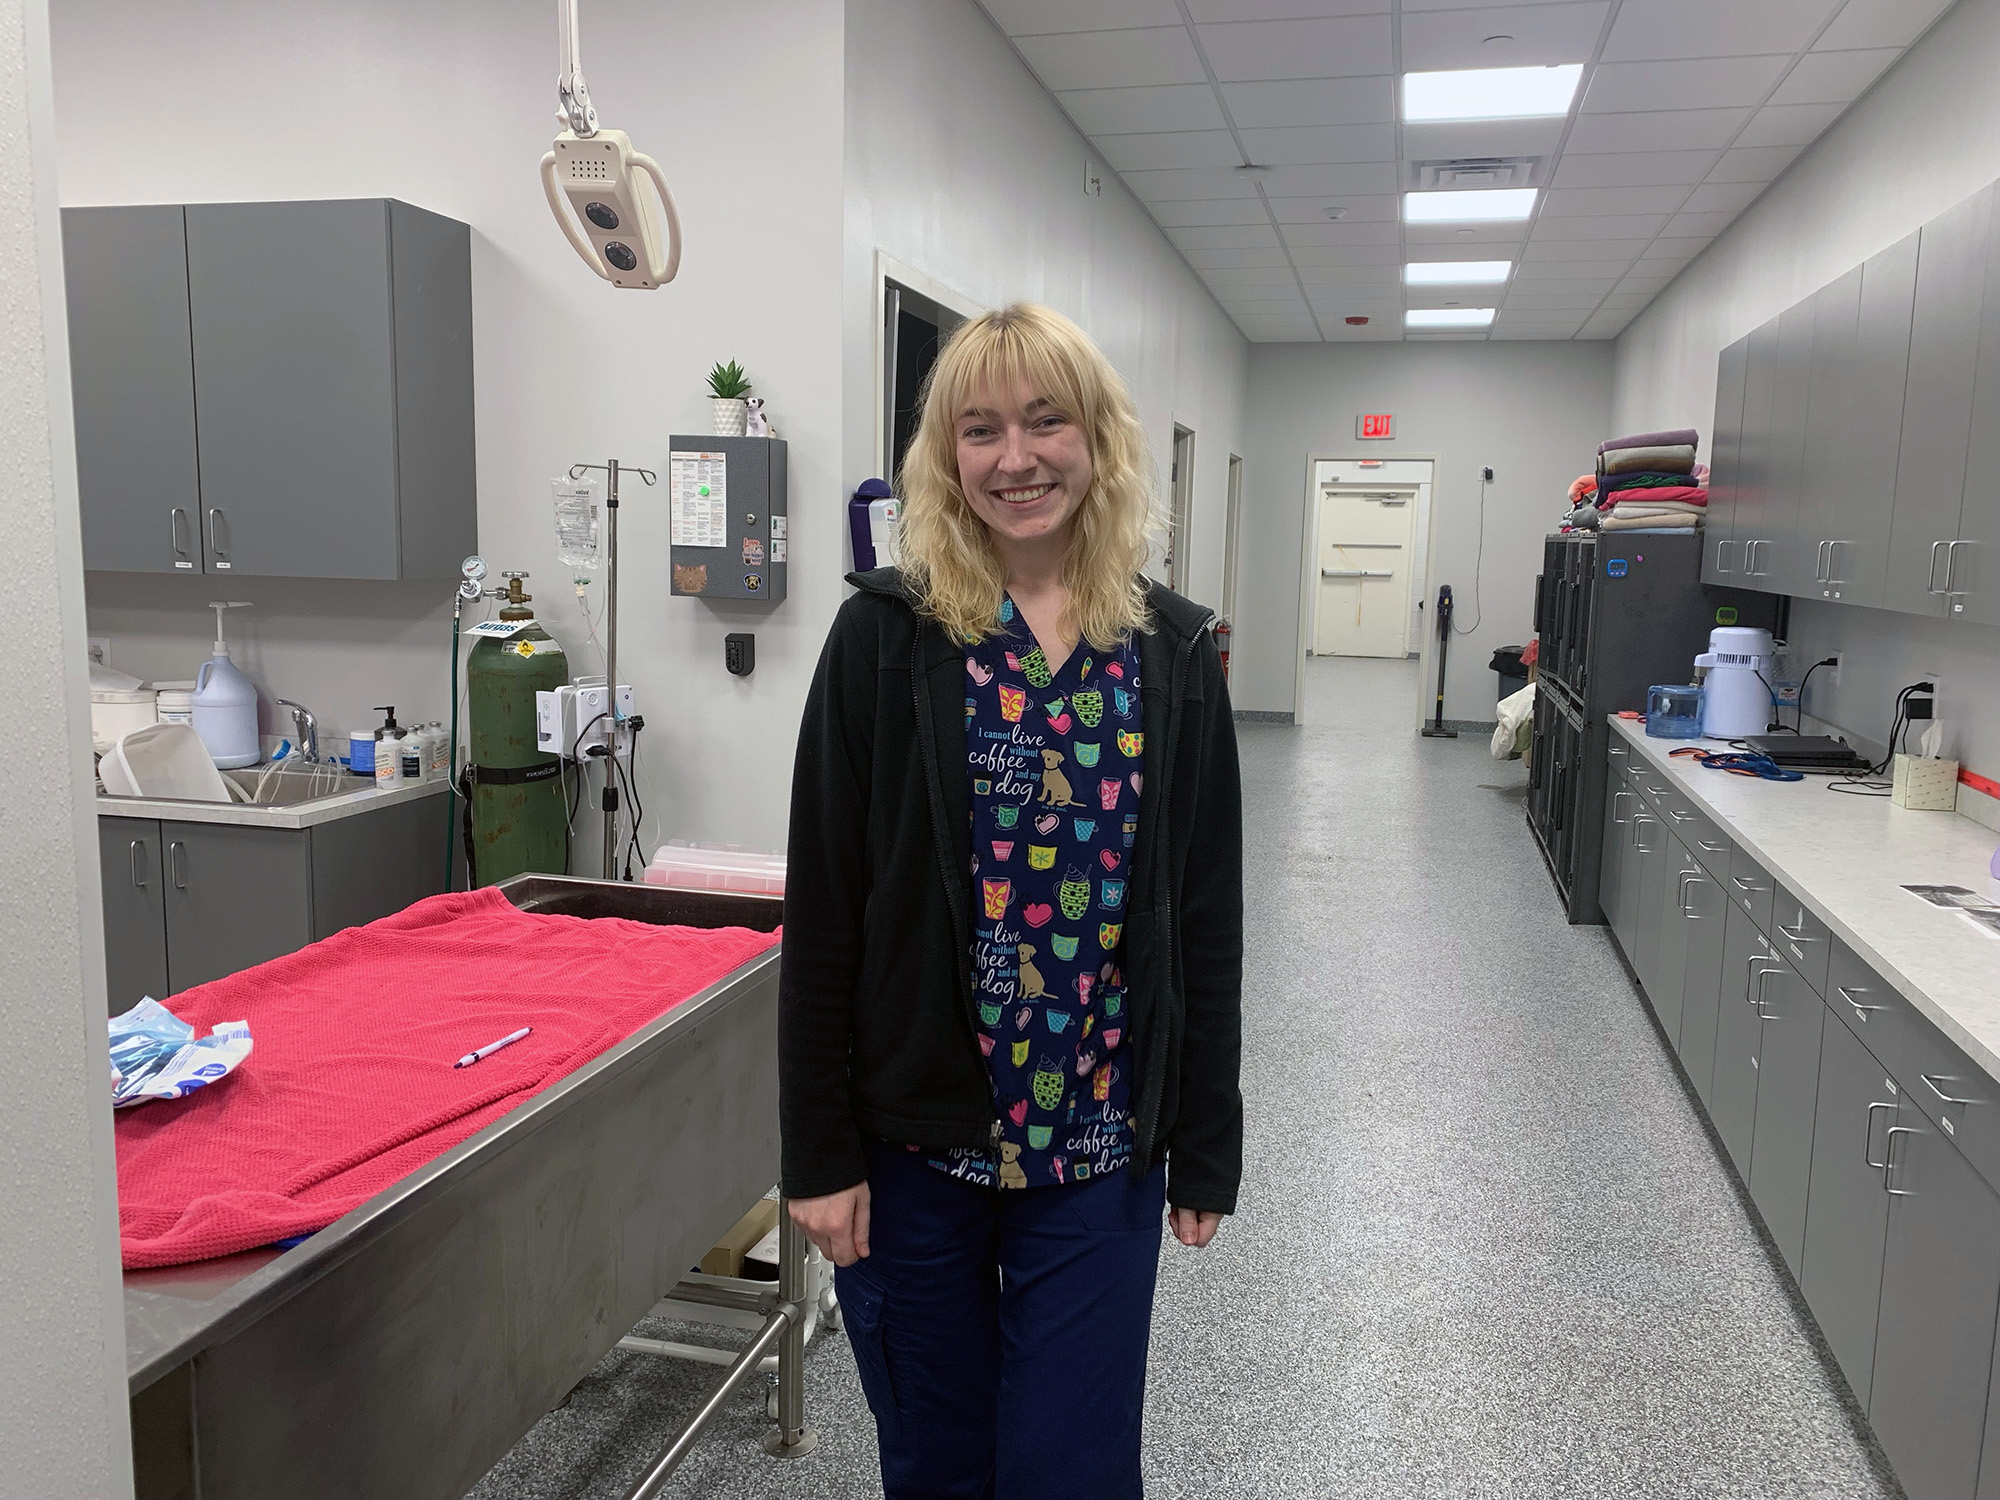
1214, 618, 1232, 681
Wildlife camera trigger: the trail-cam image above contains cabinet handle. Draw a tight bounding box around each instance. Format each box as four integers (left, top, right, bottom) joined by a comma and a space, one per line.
1666, 808, 1694, 823
1864, 1101, 1896, 1169
1922, 1073, 1976, 1107
1828, 540, 1847, 584
1610, 789, 1634, 825
1838, 985, 1886, 1022
1631, 814, 1660, 854
1697, 838, 1729, 855
1678, 870, 1707, 915
1751, 961, 1784, 1014
1884, 1125, 1915, 1196
1778, 917, 1816, 944
169, 841, 187, 890
208, 508, 231, 568
1715, 538, 1736, 575
1927, 539, 1950, 595
170, 507, 192, 561
1944, 539, 1969, 594
129, 839, 148, 888
1815, 540, 1830, 583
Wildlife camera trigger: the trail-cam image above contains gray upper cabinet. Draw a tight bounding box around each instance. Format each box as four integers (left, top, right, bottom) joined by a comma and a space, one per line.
66, 198, 474, 580
1885, 185, 1993, 616
63, 206, 204, 574
1733, 319, 1781, 586
1703, 335, 1750, 585
1762, 299, 1818, 596
1822, 235, 1917, 610
1799, 268, 1862, 601
1956, 193, 2000, 627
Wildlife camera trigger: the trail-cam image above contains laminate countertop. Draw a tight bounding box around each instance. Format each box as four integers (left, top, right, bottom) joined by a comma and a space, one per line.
1612, 717, 2000, 1080
96, 774, 449, 831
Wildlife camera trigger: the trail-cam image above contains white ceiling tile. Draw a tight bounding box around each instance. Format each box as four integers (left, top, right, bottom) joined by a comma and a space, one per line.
1769, 48, 1901, 105
1597, 293, 1657, 310
1398, 4, 1609, 71
1218, 76, 1395, 127
1400, 118, 1568, 162
1552, 151, 1715, 188
1403, 221, 1528, 245
1149, 199, 1279, 227
1709, 144, 1804, 181
1266, 193, 1400, 222
1582, 56, 1792, 113
1815, 0, 1956, 52
1638, 236, 1710, 262
1733, 101, 1844, 147
1123, 167, 1261, 199
1318, 322, 1401, 339
1503, 292, 1613, 309
1287, 243, 1403, 265
1201, 265, 1306, 285
1279, 219, 1403, 246
1542, 186, 1689, 216
1661, 210, 1739, 236
1616, 273, 1679, 292
1237, 124, 1399, 164
979, 0, 1185, 34
1681, 180, 1763, 213
1404, 0, 1605, 8
1530, 212, 1673, 239
1099, 130, 1246, 171
1522, 238, 1655, 260
1262, 162, 1402, 194
1188, 0, 1391, 16
1406, 289, 1525, 308
1494, 310, 1586, 328
1491, 327, 1578, 339
1056, 84, 1231, 135
1216, 291, 1312, 308
1013, 28, 1206, 91
1514, 259, 1634, 280
1601, 0, 1840, 63
1305, 296, 1407, 313
1295, 266, 1403, 286
1196, 16, 1395, 81
1183, 246, 1295, 267
1169, 223, 1284, 249
1564, 108, 1753, 154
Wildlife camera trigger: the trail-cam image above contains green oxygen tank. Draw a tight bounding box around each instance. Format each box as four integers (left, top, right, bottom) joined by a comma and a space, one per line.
465, 575, 568, 885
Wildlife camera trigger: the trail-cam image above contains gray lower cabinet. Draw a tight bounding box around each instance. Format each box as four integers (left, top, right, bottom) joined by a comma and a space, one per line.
163, 823, 315, 993
1630, 800, 1672, 1001
1747, 957, 1826, 1276
1870, 1102, 2000, 1500
1710, 901, 1769, 1175
99, 816, 168, 1013
1646, 831, 1702, 1049
1600, 769, 1636, 954
1676, 847, 1731, 1105
1801, 1015, 1899, 1407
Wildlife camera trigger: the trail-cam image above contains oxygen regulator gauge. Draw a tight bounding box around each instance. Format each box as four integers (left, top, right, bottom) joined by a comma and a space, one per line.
459, 555, 487, 601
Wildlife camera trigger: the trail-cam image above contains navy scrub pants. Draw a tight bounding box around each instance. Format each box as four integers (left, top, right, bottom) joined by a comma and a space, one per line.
834, 1140, 1167, 1500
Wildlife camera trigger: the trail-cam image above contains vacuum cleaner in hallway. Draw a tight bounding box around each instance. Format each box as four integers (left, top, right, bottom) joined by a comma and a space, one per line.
1422, 585, 1457, 740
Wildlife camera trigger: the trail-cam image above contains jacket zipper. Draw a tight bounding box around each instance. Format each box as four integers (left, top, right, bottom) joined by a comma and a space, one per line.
1134, 619, 1207, 1169
909, 626, 1001, 1141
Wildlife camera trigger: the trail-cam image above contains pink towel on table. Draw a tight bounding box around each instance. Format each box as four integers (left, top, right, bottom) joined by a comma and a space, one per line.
1596, 484, 1707, 509
115, 888, 780, 1269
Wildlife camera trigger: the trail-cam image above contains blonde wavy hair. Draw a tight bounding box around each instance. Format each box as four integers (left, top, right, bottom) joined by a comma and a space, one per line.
897, 302, 1158, 650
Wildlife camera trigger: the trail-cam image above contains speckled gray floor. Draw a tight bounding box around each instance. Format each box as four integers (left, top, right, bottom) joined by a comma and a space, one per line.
467, 656, 1899, 1500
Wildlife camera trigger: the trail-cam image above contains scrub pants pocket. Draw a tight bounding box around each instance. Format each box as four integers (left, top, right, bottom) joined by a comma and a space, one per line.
833, 1265, 900, 1450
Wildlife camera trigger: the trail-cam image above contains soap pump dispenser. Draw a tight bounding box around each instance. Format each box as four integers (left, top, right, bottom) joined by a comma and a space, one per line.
192, 601, 262, 768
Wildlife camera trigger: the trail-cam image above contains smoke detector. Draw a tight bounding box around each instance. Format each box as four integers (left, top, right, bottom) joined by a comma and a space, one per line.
1412, 157, 1539, 190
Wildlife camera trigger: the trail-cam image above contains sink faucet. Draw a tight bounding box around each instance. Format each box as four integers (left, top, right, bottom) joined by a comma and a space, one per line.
276, 699, 320, 763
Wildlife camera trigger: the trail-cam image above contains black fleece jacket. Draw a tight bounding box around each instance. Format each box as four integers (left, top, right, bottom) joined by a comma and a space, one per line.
778, 568, 1244, 1214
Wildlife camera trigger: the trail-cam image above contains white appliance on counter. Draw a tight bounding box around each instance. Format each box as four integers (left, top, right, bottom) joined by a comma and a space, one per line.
1695, 626, 1776, 739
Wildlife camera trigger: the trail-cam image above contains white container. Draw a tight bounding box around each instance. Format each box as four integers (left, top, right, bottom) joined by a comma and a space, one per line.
348, 729, 378, 776
1695, 626, 1776, 740
102, 723, 233, 802
156, 685, 196, 726
398, 733, 427, 783
427, 722, 452, 779
92, 688, 157, 749
192, 655, 262, 768
375, 731, 404, 790
643, 842, 786, 897
711, 396, 749, 437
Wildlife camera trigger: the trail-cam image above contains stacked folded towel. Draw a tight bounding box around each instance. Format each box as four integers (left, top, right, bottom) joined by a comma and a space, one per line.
1593, 427, 1706, 530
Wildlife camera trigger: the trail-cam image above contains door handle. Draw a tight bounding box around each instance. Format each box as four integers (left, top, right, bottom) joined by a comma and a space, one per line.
1828, 540, 1847, 584
1610, 789, 1633, 824
1864, 1101, 1896, 1169
1697, 838, 1730, 855
1631, 814, 1659, 854
1884, 1125, 1915, 1196
1838, 985, 1886, 1022
169, 841, 187, 890
170, 507, 193, 564
1778, 917, 1816, 944
1751, 961, 1783, 1013
1678, 870, 1707, 914
1715, 538, 1736, 575
1927, 539, 1950, 594
1815, 539, 1830, 583
208, 508, 232, 569
1922, 1073, 1977, 1107
1944, 539, 1971, 594
129, 839, 148, 889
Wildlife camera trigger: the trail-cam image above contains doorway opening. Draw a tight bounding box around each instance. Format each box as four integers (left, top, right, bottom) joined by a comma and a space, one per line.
1219, 454, 1244, 628
1166, 425, 1195, 592
882, 280, 965, 485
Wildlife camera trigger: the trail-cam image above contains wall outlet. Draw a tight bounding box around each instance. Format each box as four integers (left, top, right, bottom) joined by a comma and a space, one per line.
1083, 161, 1102, 198
88, 636, 109, 666
1829, 651, 1842, 688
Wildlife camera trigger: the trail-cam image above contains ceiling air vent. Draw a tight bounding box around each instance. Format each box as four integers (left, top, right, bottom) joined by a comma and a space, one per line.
1412, 157, 1539, 190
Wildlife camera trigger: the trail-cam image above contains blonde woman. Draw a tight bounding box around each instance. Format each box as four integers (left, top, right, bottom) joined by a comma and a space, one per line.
781, 303, 1243, 1500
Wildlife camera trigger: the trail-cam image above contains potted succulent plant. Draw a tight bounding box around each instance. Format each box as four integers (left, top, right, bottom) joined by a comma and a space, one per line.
707, 361, 752, 436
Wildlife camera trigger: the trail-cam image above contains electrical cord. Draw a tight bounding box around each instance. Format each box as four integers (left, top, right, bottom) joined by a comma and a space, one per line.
1793, 656, 1838, 733
1451, 471, 1488, 636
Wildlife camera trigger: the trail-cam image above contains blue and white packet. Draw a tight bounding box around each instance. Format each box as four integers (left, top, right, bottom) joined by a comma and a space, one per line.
109, 997, 253, 1108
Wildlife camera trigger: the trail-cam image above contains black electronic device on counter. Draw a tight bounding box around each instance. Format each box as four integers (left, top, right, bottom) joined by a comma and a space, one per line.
1525, 530, 1779, 925
1743, 734, 1869, 769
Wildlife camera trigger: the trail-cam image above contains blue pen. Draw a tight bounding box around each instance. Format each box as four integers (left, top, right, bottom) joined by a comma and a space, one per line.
454, 1027, 532, 1068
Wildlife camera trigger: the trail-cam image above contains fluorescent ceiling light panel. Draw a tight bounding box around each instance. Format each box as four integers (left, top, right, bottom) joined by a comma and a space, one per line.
1403, 189, 1537, 223
1404, 260, 1512, 285
1403, 65, 1583, 123
1405, 307, 1496, 328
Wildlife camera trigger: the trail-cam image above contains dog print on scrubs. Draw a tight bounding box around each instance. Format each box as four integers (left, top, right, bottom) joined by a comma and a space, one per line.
917, 592, 1139, 1189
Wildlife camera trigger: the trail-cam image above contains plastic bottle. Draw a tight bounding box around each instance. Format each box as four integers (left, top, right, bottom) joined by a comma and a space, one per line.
552, 476, 601, 573
427, 722, 451, 780
399, 732, 426, 783
372, 706, 405, 791
192, 603, 262, 768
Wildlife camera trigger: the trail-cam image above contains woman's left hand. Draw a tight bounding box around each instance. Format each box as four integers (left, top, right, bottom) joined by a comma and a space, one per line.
1169, 1206, 1223, 1248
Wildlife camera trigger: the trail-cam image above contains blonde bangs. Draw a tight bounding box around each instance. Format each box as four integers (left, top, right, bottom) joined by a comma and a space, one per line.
896, 303, 1158, 651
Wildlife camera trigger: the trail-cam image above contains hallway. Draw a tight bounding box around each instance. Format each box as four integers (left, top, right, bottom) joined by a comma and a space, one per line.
472, 656, 1897, 1500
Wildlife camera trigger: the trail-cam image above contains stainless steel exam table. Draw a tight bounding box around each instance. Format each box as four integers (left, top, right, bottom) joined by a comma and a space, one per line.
125, 874, 799, 1499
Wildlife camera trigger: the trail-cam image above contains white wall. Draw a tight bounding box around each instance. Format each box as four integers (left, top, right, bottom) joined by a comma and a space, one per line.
1238, 341, 1614, 721
53, 0, 847, 857
0, 0, 133, 1490
842, 0, 1249, 617
1613, 0, 2000, 772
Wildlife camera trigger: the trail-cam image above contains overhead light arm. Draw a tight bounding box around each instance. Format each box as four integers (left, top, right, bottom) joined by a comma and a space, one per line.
556, 0, 598, 138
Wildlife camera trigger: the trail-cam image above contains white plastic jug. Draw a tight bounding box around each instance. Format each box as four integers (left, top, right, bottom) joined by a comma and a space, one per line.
192, 602, 262, 769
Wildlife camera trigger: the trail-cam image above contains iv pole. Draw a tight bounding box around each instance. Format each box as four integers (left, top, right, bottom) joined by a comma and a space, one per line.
568, 458, 655, 877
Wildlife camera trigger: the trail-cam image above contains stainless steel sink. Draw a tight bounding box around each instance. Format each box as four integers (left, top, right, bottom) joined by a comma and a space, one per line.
222, 765, 371, 805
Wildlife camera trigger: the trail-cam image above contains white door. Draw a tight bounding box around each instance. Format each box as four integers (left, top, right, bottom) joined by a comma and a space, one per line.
1313, 474, 1420, 657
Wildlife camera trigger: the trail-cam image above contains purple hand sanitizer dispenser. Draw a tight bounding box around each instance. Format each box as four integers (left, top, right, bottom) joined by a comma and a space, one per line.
849, 478, 898, 571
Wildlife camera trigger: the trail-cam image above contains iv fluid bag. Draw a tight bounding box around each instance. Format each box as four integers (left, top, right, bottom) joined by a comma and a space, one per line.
552, 476, 601, 572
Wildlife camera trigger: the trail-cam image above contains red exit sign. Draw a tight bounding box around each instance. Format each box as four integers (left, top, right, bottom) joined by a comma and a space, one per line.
1356, 413, 1394, 440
